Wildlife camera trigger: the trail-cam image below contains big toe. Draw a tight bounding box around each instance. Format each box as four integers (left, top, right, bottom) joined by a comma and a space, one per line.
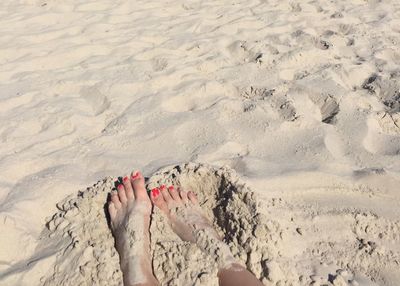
130, 170, 149, 201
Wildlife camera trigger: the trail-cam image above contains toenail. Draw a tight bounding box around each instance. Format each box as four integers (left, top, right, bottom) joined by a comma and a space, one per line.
168, 185, 174, 191
131, 172, 139, 179
151, 188, 160, 197
123, 176, 129, 182
160, 185, 166, 191
117, 184, 124, 190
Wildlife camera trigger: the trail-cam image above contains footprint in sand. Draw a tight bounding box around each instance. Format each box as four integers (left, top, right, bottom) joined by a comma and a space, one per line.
308, 93, 340, 124
363, 112, 400, 155
362, 74, 400, 113
240, 86, 297, 121
226, 41, 264, 64
361, 74, 400, 155
287, 82, 342, 124
162, 82, 225, 113
80, 85, 110, 116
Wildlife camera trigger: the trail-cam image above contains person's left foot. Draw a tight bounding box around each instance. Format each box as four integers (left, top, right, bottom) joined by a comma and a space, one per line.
108, 170, 158, 286
150, 185, 219, 242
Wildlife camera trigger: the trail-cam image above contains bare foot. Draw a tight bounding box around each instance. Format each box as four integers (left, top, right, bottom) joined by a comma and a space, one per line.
150, 185, 219, 242
108, 171, 158, 286
150, 185, 238, 271
150, 185, 263, 286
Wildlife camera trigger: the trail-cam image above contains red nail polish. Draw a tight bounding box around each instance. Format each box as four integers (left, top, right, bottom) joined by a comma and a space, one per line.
117, 184, 124, 190
151, 188, 159, 197
160, 185, 166, 190
168, 185, 174, 191
123, 176, 129, 182
131, 172, 139, 179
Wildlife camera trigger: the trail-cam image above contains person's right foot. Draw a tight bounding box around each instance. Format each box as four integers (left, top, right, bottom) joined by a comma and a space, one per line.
150, 185, 240, 272
150, 185, 220, 242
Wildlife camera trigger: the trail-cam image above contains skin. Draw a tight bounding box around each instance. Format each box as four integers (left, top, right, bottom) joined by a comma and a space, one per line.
150, 185, 264, 286
108, 170, 263, 286
108, 171, 159, 286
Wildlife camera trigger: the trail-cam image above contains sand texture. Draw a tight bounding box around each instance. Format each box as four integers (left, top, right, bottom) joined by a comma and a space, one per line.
2, 164, 399, 286
147, 164, 273, 285
1, 0, 400, 285
29, 164, 274, 285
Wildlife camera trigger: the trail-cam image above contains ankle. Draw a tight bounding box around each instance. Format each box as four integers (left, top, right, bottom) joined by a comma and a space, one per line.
121, 258, 155, 286
194, 228, 238, 270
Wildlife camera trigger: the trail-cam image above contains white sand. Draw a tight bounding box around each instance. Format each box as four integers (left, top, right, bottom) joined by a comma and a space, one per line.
0, 0, 400, 285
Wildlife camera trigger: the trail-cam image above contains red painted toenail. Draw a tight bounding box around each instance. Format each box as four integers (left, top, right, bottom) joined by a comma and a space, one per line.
131, 172, 139, 179
168, 185, 174, 191
123, 176, 129, 182
117, 184, 124, 190
160, 185, 166, 190
151, 188, 159, 197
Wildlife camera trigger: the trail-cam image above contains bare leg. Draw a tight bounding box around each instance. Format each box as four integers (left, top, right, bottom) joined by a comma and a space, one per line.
108, 171, 159, 286
150, 185, 263, 286
218, 264, 264, 286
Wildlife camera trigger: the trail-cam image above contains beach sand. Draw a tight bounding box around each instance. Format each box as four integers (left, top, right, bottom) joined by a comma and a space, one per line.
0, 0, 400, 285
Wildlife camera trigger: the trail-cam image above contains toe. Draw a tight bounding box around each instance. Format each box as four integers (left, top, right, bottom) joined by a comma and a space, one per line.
161, 185, 173, 203
108, 201, 117, 221
187, 191, 198, 204
131, 170, 148, 201
117, 184, 128, 205
168, 185, 181, 202
122, 176, 134, 200
150, 188, 169, 213
111, 192, 122, 209
179, 188, 188, 203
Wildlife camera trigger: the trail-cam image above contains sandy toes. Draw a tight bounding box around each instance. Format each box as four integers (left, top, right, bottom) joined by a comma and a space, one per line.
150, 185, 217, 242
108, 171, 157, 286
150, 185, 237, 270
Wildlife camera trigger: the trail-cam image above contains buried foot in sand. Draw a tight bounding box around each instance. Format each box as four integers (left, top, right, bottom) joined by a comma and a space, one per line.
151, 185, 264, 286
108, 171, 159, 286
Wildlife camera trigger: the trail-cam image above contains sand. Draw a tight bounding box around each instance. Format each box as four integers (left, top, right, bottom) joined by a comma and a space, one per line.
2, 163, 400, 285
1, 0, 400, 285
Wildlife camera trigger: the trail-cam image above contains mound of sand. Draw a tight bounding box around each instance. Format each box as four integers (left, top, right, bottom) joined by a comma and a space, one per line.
6, 164, 400, 286
147, 163, 279, 285
38, 163, 276, 285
